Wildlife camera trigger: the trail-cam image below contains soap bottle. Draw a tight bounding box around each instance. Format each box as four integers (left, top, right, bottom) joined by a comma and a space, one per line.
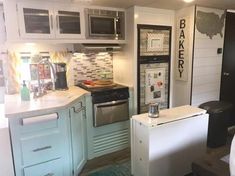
20, 80, 30, 101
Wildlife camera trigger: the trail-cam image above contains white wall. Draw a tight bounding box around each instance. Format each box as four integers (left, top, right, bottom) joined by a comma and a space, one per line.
0, 5, 5, 103
0, 127, 14, 176
113, 6, 175, 114
0, 5, 6, 44
0, 105, 14, 176
191, 6, 225, 106
113, 7, 135, 88
173, 6, 195, 107
3, 0, 19, 42
5, 43, 73, 53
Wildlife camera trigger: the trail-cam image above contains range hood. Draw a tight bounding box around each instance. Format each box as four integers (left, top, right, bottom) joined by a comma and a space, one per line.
73, 44, 122, 53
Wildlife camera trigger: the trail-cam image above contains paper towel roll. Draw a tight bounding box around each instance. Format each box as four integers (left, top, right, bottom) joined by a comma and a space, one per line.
230, 135, 235, 176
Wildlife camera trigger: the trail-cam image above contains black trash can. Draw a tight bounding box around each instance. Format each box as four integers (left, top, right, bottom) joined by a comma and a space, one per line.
199, 101, 233, 148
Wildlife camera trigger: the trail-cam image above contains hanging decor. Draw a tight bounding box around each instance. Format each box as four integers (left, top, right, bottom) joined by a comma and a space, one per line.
175, 16, 190, 81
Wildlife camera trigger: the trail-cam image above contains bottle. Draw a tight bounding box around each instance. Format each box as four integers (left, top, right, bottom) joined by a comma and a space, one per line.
20, 80, 30, 101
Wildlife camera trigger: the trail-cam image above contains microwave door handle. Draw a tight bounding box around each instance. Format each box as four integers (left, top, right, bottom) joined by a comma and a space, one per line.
96, 100, 128, 108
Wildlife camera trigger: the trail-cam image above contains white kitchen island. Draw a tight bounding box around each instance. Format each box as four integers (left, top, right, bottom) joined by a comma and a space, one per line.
131, 105, 209, 176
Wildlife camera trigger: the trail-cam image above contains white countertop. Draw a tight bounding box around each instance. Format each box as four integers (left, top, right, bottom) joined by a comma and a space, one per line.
5, 86, 89, 118
132, 105, 206, 127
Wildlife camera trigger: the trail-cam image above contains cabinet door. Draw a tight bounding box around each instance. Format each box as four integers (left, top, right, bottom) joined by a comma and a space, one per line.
220, 12, 235, 126
70, 102, 87, 175
17, 2, 55, 39
55, 7, 85, 39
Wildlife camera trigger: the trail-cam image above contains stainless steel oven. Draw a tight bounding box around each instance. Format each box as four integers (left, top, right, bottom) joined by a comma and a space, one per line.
94, 99, 129, 127
77, 83, 129, 127
85, 8, 125, 40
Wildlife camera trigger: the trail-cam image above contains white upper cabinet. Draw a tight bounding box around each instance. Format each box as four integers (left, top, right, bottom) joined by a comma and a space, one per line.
17, 3, 54, 39
3, 0, 126, 43
55, 6, 85, 39
17, 2, 85, 39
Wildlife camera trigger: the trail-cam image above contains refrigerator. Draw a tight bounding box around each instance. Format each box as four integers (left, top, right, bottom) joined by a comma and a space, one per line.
137, 24, 171, 114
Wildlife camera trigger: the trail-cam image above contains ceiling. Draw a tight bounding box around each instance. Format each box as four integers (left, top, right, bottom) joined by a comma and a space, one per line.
72, 0, 235, 10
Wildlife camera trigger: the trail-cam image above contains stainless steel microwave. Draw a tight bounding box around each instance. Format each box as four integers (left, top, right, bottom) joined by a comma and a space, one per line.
85, 8, 125, 40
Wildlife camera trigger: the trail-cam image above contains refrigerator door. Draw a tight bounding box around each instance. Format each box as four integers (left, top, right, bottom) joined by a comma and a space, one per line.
139, 63, 169, 114
145, 68, 166, 104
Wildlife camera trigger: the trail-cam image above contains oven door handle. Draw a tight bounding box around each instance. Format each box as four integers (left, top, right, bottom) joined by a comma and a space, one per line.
95, 99, 128, 108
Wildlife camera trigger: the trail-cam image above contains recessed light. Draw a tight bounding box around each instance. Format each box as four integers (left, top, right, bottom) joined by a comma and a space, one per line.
25, 43, 36, 46
183, 0, 194, 3
73, 0, 92, 2
134, 14, 139, 19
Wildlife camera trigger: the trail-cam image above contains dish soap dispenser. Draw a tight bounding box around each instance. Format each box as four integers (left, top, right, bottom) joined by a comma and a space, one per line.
21, 80, 30, 101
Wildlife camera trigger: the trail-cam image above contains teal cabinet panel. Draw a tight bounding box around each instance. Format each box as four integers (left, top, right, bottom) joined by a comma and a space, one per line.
9, 110, 72, 176
21, 131, 62, 166
24, 158, 63, 176
9, 96, 88, 176
70, 99, 87, 175
85, 94, 130, 159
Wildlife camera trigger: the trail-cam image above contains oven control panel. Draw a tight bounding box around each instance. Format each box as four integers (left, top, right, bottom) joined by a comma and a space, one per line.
92, 87, 129, 104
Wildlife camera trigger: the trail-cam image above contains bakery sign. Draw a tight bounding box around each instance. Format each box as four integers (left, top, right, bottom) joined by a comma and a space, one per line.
176, 16, 189, 81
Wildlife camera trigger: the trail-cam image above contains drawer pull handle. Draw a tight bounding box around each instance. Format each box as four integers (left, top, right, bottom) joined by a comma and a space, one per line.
44, 173, 54, 176
32, 146, 52, 152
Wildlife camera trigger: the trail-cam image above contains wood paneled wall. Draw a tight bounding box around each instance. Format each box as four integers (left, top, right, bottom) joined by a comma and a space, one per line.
191, 7, 225, 106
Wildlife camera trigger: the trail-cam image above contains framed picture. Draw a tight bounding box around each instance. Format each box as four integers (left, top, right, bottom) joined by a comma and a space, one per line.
147, 33, 164, 52
139, 26, 171, 57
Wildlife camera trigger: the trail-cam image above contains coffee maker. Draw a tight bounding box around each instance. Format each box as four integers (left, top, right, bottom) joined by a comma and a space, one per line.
54, 63, 68, 90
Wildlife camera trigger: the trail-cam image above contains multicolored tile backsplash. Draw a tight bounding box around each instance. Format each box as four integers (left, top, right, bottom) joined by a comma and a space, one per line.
71, 53, 113, 85
3, 50, 114, 93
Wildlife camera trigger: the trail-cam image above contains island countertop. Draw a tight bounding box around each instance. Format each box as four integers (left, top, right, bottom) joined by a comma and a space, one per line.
132, 105, 207, 128
5, 86, 89, 118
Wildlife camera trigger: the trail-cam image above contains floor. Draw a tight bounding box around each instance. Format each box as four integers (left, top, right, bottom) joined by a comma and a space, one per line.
80, 148, 131, 176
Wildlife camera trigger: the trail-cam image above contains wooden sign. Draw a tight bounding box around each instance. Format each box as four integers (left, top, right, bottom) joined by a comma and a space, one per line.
175, 16, 189, 81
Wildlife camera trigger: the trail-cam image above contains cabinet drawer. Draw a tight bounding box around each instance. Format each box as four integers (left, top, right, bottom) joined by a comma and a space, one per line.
21, 132, 61, 166
24, 159, 63, 176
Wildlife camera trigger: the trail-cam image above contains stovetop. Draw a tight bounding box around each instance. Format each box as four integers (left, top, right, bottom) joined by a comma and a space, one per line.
76, 82, 129, 103
76, 82, 128, 93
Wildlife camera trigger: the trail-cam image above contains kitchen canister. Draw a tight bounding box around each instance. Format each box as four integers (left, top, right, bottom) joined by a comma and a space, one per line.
148, 102, 160, 118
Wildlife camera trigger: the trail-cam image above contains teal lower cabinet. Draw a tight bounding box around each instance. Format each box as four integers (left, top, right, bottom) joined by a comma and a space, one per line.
23, 159, 63, 176
69, 97, 87, 175
85, 95, 130, 160
9, 110, 72, 176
